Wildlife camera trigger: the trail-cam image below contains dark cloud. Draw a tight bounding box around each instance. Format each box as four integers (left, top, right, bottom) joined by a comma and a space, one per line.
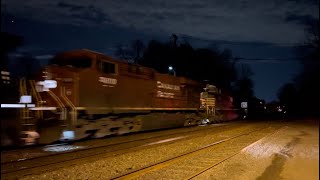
285, 14, 317, 25
126, 11, 146, 18
57, 2, 86, 11
56, 2, 111, 24
239, 0, 249, 9
181, 34, 299, 49
181, 2, 207, 9
3, 0, 318, 44
2, 14, 157, 55
287, 0, 318, 4
70, 9, 111, 24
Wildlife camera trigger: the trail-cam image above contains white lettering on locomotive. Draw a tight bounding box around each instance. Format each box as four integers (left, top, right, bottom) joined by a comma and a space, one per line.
157, 91, 175, 98
157, 81, 180, 91
99, 77, 117, 86
66, 89, 72, 95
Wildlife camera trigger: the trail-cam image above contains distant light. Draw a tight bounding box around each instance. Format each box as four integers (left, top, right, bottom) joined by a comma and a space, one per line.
241, 102, 248, 108
20, 95, 32, 103
1, 71, 10, 75
2, 76, 10, 80
168, 66, 173, 70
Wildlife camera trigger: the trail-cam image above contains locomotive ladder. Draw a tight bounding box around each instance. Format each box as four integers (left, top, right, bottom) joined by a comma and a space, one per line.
60, 86, 77, 128
19, 79, 36, 131
47, 90, 67, 124
29, 80, 43, 120
205, 98, 216, 116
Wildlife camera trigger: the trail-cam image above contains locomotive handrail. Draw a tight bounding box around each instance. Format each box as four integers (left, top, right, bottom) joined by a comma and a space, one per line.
19, 79, 29, 124
74, 107, 199, 111
29, 80, 43, 119
47, 90, 67, 121
60, 86, 77, 127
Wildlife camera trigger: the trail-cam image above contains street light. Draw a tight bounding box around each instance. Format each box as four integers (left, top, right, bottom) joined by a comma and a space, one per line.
168, 66, 176, 76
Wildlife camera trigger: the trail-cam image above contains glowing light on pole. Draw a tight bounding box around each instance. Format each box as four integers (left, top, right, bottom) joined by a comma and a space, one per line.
168, 66, 176, 76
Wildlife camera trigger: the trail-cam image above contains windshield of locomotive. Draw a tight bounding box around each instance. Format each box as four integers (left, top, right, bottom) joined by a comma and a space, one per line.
49, 57, 92, 68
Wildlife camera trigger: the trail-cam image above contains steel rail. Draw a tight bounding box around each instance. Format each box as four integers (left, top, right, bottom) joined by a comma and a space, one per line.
111, 126, 271, 179
1, 123, 237, 177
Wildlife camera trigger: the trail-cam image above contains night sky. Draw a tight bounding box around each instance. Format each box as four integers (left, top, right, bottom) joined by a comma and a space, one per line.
1, 0, 318, 102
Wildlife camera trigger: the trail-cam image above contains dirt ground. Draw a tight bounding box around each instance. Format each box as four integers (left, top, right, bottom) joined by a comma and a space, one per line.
3, 120, 318, 180
195, 120, 319, 180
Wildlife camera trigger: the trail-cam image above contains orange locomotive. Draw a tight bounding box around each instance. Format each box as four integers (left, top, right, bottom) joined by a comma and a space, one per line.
23, 49, 236, 144
48, 49, 202, 114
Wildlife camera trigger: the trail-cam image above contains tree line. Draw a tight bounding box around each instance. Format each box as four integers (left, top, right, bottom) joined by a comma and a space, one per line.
115, 34, 254, 106
277, 19, 319, 117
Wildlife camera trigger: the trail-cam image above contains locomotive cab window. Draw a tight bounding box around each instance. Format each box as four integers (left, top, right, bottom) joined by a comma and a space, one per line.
98, 60, 117, 74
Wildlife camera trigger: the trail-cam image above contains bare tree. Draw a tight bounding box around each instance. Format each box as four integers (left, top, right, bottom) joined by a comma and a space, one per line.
240, 64, 254, 79
115, 44, 134, 62
131, 40, 145, 63
170, 34, 178, 47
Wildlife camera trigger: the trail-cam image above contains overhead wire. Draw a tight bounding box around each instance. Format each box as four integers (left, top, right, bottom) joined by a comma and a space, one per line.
233, 57, 319, 64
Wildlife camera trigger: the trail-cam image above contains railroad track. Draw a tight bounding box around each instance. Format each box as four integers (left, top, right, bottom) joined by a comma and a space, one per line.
1, 123, 231, 163
1, 122, 243, 179
111, 125, 282, 179
1, 122, 279, 179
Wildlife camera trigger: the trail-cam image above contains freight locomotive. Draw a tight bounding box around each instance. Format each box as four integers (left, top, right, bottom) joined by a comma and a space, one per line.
17, 49, 238, 144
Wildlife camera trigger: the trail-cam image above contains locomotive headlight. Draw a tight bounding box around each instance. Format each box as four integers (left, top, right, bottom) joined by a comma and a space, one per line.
36, 80, 57, 92
20, 95, 32, 103
60, 130, 75, 141
44, 80, 57, 88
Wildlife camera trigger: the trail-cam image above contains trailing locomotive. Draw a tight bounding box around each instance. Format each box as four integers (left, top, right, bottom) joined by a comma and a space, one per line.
18, 49, 238, 144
